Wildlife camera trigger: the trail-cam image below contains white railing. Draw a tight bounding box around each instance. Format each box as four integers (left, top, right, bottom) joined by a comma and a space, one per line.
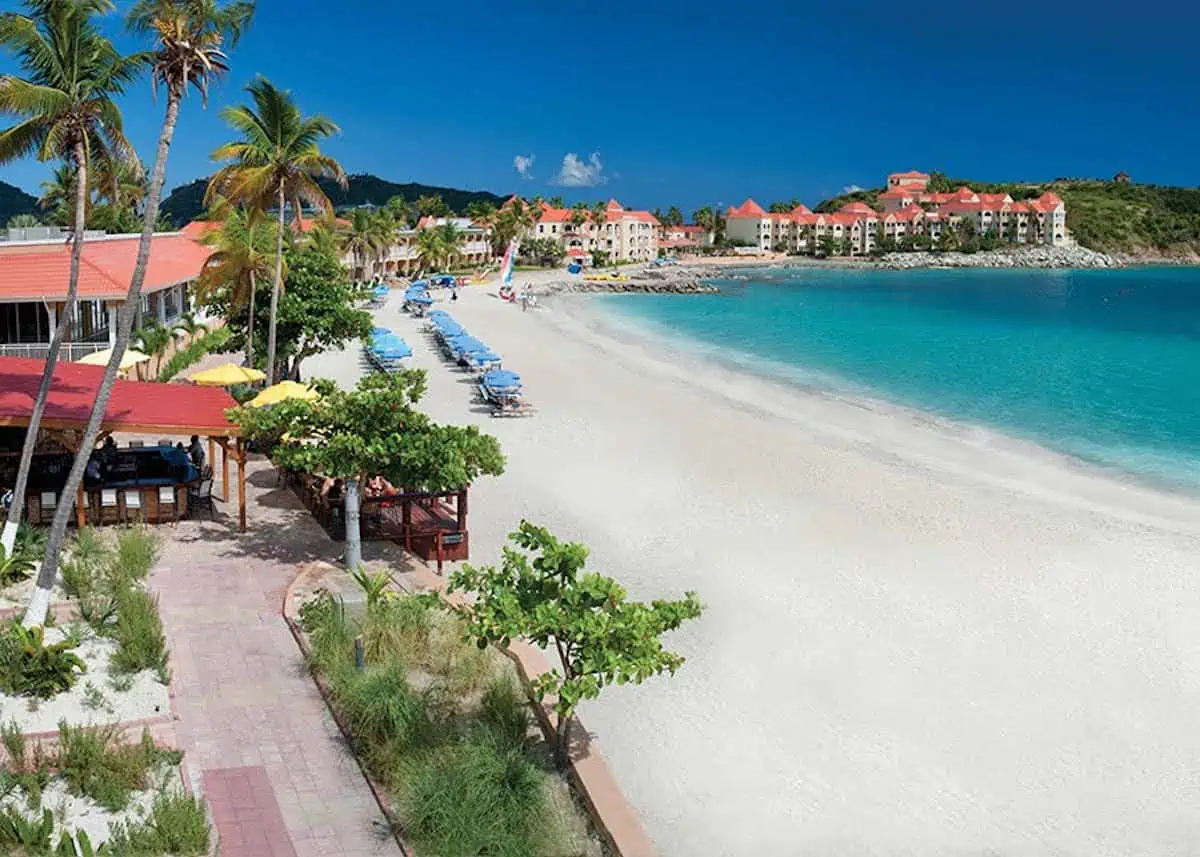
0, 341, 108, 361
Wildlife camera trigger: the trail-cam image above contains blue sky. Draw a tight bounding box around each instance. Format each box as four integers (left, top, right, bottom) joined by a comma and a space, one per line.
2, 0, 1199, 215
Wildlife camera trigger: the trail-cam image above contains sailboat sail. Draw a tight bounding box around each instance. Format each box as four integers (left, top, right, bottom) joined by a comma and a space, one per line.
500, 239, 519, 287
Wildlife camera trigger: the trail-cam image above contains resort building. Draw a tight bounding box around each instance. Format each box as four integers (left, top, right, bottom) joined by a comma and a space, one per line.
349, 216, 493, 281
727, 169, 1070, 255
530, 199, 660, 263
0, 228, 211, 360
659, 224, 714, 253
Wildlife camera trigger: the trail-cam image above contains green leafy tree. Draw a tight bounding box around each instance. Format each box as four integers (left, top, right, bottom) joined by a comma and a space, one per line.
208, 242, 370, 380
767, 201, 791, 213
935, 225, 956, 252
384, 194, 411, 227
519, 237, 565, 268
208, 75, 345, 385
817, 234, 835, 257
436, 221, 461, 271
233, 371, 504, 569
662, 205, 684, 226
0, 0, 141, 561
449, 522, 703, 768
415, 193, 450, 218
341, 208, 386, 280
589, 200, 608, 258
547, 195, 564, 209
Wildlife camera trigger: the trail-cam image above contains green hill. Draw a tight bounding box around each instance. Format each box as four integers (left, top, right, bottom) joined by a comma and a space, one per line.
160, 173, 508, 227
0, 180, 38, 224
816, 172, 1200, 257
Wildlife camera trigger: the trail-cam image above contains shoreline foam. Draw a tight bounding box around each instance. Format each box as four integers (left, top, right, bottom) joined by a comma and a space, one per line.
551, 292, 1200, 536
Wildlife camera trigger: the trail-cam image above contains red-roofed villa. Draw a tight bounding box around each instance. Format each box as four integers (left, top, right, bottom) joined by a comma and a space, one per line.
0, 227, 212, 360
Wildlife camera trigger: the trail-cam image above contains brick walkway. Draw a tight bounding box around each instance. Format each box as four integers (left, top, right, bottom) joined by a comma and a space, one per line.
152, 457, 406, 857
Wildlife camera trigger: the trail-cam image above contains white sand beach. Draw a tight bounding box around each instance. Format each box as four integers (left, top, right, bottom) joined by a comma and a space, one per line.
311, 276, 1200, 857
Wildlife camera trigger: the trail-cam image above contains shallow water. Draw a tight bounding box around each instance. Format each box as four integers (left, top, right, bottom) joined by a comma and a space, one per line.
600, 266, 1200, 492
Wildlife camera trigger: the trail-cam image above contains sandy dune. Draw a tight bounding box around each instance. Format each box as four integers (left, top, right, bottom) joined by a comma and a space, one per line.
309, 276, 1200, 857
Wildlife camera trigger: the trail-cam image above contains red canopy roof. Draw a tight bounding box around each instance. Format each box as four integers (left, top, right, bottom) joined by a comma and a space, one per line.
0, 234, 211, 303
0, 357, 239, 436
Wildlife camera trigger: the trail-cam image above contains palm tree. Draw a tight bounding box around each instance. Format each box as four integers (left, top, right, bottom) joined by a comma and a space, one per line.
208, 75, 344, 384
590, 200, 608, 262
6, 213, 39, 228
341, 209, 381, 280
195, 205, 277, 367
173, 309, 208, 339
133, 320, 173, 375
0, 0, 140, 561
23, 0, 254, 626
37, 162, 80, 225
415, 194, 448, 218
415, 227, 445, 275
436, 221, 460, 271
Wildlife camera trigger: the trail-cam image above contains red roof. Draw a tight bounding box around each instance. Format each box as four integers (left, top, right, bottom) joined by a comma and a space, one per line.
0, 234, 212, 303
839, 202, 878, 216
879, 187, 915, 199
888, 204, 924, 223
566, 248, 588, 257
606, 199, 624, 212
889, 170, 930, 180
0, 357, 239, 435
296, 217, 350, 233
727, 198, 767, 219
181, 221, 217, 241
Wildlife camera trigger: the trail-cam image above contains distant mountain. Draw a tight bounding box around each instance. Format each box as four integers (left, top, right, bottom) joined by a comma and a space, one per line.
0, 180, 38, 224
159, 173, 509, 227
816, 172, 1200, 258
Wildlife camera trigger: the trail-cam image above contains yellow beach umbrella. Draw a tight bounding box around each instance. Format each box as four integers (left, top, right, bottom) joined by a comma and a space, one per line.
77, 347, 151, 372
189, 363, 267, 386
248, 380, 320, 408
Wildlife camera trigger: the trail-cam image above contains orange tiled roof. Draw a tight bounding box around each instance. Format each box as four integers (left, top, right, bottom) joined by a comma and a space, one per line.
889, 170, 931, 180
839, 202, 878, 216
727, 198, 767, 218
0, 234, 211, 303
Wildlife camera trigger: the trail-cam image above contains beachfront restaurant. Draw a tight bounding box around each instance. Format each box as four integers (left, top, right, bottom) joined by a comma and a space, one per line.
0, 356, 251, 531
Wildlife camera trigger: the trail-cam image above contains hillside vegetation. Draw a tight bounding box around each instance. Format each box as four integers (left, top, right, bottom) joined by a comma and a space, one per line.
0, 180, 37, 224
816, 172, 1200, 257
160, 173, 507, 227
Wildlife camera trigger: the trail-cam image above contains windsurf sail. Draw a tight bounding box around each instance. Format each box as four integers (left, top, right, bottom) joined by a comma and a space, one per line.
500, 238, 520, 287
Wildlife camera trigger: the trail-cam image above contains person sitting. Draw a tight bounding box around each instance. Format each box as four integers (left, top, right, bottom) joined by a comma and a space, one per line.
101, 436, 117, 457
321, 477, 344, 503
187, 435, 205, 469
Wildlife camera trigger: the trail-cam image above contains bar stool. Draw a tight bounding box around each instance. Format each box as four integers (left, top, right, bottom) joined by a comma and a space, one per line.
38, 492, 57, 525
98, 489, 121, 525
157, 485, 178, 525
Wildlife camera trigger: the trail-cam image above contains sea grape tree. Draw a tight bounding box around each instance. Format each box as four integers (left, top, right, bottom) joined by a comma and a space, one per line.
448, 521, 703, 767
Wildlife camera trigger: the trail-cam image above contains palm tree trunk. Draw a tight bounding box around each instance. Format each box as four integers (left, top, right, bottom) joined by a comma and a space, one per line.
265, 184, 285, 385
343, 476, 362, 570
245, 268, 257, 368
25, 93, 182, 626
1, 143, 90, 559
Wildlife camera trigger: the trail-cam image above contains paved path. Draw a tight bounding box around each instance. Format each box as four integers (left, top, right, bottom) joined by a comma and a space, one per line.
152, 457, 406, 857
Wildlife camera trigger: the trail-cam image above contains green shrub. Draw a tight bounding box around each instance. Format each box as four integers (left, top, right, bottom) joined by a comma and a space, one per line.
112, 528, 159, 589
399, 741, 554, 857
0, 545, 34, 587
109, 588, 170, 684
0, 622, 86, 699
55, 723, 180, 812
475, 678, 530, 754
338, 664, 433, 759
361, 594, 432, 665
61, 530, 117, 629
104, 791, 210, 856
0, 805, 55, 852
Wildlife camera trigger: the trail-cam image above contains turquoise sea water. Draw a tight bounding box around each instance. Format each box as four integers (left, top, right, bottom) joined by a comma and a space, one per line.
600, 266, 1200, 492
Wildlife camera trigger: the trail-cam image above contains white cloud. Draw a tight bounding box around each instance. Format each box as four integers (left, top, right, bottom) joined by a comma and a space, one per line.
513, 154, 535, 180
550, 152, 607, 188
843, 184, 864, 193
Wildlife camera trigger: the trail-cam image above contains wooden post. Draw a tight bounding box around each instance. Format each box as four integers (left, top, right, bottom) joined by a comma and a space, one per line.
456, 488, 468, 531
75, 482, 86, 529
221, 440, 229, 502
236, 438, 247, 533
207, 436, 215, 471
